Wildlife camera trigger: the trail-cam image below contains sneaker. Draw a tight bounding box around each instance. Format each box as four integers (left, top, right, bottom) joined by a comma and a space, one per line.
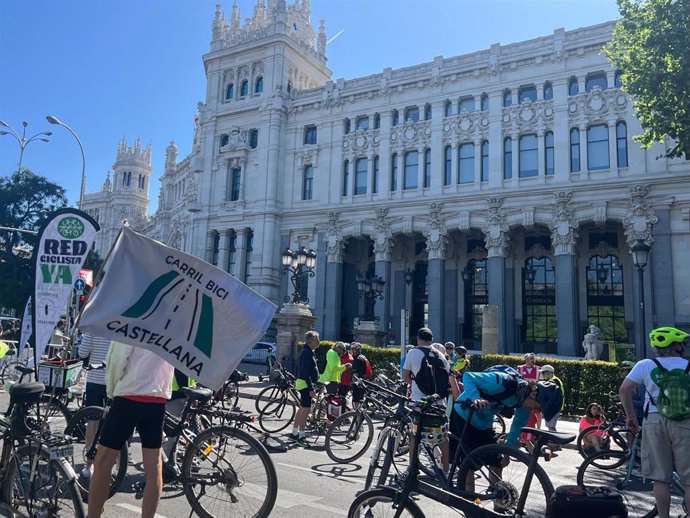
630, 467, 643, 478
294, 435, 311, 448
79, 467, 92, 480
287, 433, 300, 442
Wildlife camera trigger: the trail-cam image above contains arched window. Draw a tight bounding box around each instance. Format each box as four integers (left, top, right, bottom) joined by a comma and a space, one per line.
390, 153, 398, 191
568, 77, 579, 96
424, 103, 432, 121
503, 89, 512, 107
459, 97, 475, 113
570, 128, 581, 172
240, 80, 249, 97
220, 134, 229, 148
373, 113, 381, 129
586, 72, 607, 92
444, 100, 453, 117
545, 131, 554, 176
405, 106, 419, 123
286, 81, 292, 93
391, 109, 399, 126
225, 83, 234, 100
355, 158, 367, 195
356, 116, 369, 131
614, 70, 624, 88
481, 140, 489, 182
372, 155, 379, 194
342, 160, 349, 196
543, 81, 553, 100
616, 122, 628, 167
249, 129, 258, 149
463, 258, 488, 341
343, 118, 351, 135
403, 151, 418, 190
480, 93, 489, 111
519, 85, 537, 103
444, 145, 452, 185
523, 256, 557, 346
423, 148, 431, 188
519, 134, 538, 177
503, 138, 512, 179
254, 76, 263, 94
587, 254, 626, 343
302, 165, 314, 200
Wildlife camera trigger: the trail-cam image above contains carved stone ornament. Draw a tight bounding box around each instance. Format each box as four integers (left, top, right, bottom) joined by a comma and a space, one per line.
548, 191, 579, 255
423, 202, 448, 260
343, 129, 380, 157
326, 211, 346, 262
391, 119, 431, 150
482, 197, 510, 257
526, 242, 552, 259
372, 207, 394, 261
623, 184, 658, 247
296, 146, 318, 168
468, 245, 488, 261
568, 89, 629, 124
501, 100, 554, 135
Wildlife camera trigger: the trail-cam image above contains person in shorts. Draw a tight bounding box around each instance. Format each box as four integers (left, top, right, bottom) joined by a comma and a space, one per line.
291, 330, 321, 447
88, 341, 174, 518
350, 342, 370, 409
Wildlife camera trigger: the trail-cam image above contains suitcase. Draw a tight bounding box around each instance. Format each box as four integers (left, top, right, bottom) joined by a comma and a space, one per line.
547, 485, 628, 518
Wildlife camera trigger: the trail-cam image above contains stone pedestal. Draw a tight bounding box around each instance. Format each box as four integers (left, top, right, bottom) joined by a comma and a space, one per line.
481, 305, 499, 354
275, 303, 317, 374
354, 320, 385, 347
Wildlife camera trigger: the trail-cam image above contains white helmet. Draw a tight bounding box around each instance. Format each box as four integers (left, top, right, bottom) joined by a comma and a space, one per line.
540, 364, 555, 373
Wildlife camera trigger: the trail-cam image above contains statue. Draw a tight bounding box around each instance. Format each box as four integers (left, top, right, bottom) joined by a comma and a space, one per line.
583, 324, 604, 360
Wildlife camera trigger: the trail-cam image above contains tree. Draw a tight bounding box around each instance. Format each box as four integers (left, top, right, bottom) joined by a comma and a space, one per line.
605, 0, 690, 158
0, 170, 67, 314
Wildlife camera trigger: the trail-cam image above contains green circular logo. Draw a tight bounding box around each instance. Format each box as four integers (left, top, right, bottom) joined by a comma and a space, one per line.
57, 217, 85, 239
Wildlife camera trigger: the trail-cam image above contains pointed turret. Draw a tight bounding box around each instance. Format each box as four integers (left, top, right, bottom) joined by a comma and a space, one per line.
165, 140, 179, 173
317, 19, 327, 56
230, 0, 241, 29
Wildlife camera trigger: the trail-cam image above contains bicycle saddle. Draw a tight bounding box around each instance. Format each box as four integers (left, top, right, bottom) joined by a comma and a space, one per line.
179, 386, 214, 402
16, 365, 35, 376
520, 427, 575, 445
9, 382, 45, 405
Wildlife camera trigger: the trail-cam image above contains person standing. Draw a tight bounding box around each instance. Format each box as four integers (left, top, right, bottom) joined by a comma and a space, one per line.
349, 342, 372, 409
518, 353, 540, 448
338, 343, 354, 407
620, 327, 690, 518
88, 341, 174, 518
539, 365, 564, 432
319, 341, 350, 395
291, 330, 321, 447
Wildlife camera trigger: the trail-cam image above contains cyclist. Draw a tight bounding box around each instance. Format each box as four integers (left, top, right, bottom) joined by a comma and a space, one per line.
291, 330, 321, 447
620, 327, 690, 518
350, 342, 371, 409
518, 353, 541, 448
539, 365, 563, 432
319, 341, 351, 395
338, 343, 355, 406
445, 342, 459, 365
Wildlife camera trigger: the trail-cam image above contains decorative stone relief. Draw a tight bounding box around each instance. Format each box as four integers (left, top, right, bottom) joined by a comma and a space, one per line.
443, 111, 489, 143
522, 207, 535, 230
390, 119, 431, 150
568, 88, 629, 124
501, 100, 554, 135
342, 129, 380, 157
423, 202, 447, 260
296, 146, 319, 168
458, 211, 470, 231
525, 242, 552, 259
468, 245, 488, 261
372, 208, 394, 261
623, 184, 658, 247
593, 202, 607, 226
482, 197, 510, 257
326, 211, 346, 262
549, 191, 579, 255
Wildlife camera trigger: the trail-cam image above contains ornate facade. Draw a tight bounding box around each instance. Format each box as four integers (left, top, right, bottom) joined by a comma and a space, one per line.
87, 1, 690, 357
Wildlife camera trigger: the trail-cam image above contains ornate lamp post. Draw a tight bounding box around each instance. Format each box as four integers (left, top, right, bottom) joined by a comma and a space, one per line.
46, 116, 86, 210
631, 239, 651, 359
357, 273, 385, 322
0, 120, 51, 172
280, 246, 316, 304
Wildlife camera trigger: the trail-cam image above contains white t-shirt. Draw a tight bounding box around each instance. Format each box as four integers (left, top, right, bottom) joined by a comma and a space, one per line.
626, 356, 690, 414
404, 346, 450, 401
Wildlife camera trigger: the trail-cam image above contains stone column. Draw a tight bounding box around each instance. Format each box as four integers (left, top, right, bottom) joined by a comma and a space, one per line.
444, 265, 458, 344
651, 208, 675, 326
537, 129, 545, 177
324, 212, 345, 340
450, 142, 459, 185
425, 203, 448, 338
205, 230, 216, 263
580, 125, 588, 172
417, 146, 425, 190
366, 153, 374, 199
395, 151, 404, 192
483, 197, 510, 353
235, 228, 248, 282
473, 138, 482, 185
608, 118, 617, 169
373, 211, 394, 337
218, 229, 230, 273
511, 132, 519, 179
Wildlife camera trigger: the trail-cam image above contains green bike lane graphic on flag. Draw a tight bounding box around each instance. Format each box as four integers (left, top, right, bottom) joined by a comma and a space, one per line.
121, 270, 214, 357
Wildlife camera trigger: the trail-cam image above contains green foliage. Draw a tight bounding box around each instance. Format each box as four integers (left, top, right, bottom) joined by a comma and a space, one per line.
0, 170, 67, 314
605, 0, 690, 158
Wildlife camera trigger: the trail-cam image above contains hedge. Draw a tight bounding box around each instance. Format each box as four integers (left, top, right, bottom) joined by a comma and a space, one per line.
296, 342, 621, 416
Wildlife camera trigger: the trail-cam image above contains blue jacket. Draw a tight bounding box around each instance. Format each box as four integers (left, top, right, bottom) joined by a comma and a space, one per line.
454, 371, 530, 448
296, 346, 319, 390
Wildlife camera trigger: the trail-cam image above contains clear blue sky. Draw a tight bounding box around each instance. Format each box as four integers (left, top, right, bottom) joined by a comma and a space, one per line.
0, 0, 620, 214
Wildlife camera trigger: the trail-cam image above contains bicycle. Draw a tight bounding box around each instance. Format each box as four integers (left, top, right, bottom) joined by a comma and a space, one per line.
0, 381, 84, 517
352, 395, 575, 518
577, 432, 687, 518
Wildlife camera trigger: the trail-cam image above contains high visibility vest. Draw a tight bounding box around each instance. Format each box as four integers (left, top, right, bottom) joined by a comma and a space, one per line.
172, 374, 196, 392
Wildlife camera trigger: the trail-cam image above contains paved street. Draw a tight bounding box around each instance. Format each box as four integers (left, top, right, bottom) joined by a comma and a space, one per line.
0, 363, 671, 517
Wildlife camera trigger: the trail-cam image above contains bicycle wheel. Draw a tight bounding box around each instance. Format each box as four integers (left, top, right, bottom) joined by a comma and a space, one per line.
493, 415, 506, 435
182, 425, 278, 518
30, 394, 72, 432
304, 399, 329, 444
0, 359, 25, 384
577, 424, 629, 459
456, 443, 554, 517
325, 411, 374, 463
348, 487, 424, 518
254, 385, 284, 413
219, 381, 240, 411
64, 405, 128, 500
257, 395, 296, 433
3, 443, 85, 518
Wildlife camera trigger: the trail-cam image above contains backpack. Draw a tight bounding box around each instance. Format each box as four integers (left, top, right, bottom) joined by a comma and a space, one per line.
649, 358, 690, 421
412, 347, 450, 399
547, 485, 627, 518
362, 355, 373, 380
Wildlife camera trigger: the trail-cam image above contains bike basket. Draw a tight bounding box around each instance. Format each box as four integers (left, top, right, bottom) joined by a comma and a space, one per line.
37, 359, 82, 389
411, 414, 448, 447
276, 372, 291, 391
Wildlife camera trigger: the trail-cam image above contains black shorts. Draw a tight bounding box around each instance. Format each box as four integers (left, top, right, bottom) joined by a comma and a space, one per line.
298, 388, 312, 408
99, 397, 166, 450
352, 384, 364, 403
450, 411, 500, 467
338, 384, 350, 398
326, 382, 339, 395
84, 382, 108, 409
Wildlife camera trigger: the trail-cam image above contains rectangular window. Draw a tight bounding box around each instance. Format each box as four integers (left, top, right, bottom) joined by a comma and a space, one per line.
230, 168, 241, 201
227, 234, 236, 274
302, 165, 313, 200
392, 110, 399, 126
481, 94, 489, 112
570, 128, 581, 172
616, 122, 628, 167
212, 232, 219, 266
244, 231, 253, 283
545, 132, 554, 176
519, 85, 537, 103
459, 97, 475, 113
458, 143, 474, 183
587, 124, 610, 170
373, 155, 379, 194
424, 104, 432, 121
342, 160, 349, 196
356, 116, 369, 131
519, 135, 538, 177
586, 73, 608, 92
424, 149, 431, 188
390, 154, 397, 191
374, 113, 381, 129
503, 138, 513, 179
445, 102, 453, 117
444, 146, 452, 185
303, 125, 317, 145
354, 158, 367, 195
481, 141, 489, 182
403, 151, 418, 190
404, 107, 419, 123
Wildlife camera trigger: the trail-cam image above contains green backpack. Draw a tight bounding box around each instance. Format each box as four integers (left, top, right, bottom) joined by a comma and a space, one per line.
650, 359, 690, 421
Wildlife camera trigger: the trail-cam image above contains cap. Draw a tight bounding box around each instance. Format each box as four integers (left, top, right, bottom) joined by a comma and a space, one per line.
524, 352, 535, 359
540, 364, 555, 373
619, 360, 635, 369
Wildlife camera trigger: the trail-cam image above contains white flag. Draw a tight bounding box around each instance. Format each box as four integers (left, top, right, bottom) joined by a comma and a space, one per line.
78, 226, 277, 390
19, 297, 32, 358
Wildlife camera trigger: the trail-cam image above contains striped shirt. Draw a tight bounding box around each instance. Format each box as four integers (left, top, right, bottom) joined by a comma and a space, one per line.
78, 333, 111, 385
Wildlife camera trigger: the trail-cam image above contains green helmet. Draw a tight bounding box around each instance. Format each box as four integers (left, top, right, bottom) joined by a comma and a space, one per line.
649, 327, 689, 348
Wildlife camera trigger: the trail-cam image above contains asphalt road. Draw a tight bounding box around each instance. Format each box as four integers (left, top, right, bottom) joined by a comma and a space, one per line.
0, 362, 678, 518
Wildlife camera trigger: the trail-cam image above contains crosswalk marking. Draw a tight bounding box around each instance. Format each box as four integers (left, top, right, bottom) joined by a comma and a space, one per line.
117, 502, 168, 518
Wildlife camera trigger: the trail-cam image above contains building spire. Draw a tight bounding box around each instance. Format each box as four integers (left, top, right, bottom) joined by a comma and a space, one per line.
317, 19, 327, 56
230, 0, 241, 29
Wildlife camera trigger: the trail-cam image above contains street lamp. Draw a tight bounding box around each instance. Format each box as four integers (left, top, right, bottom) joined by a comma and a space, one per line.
357, 273, 385, 322
631, 239, 651, 359
280, 246, 316, 304
46, 116, 86, 210
0, 120, 51, 173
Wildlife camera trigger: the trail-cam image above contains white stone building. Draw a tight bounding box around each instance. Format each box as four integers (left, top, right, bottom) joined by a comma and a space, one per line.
86, 0, 690, 358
